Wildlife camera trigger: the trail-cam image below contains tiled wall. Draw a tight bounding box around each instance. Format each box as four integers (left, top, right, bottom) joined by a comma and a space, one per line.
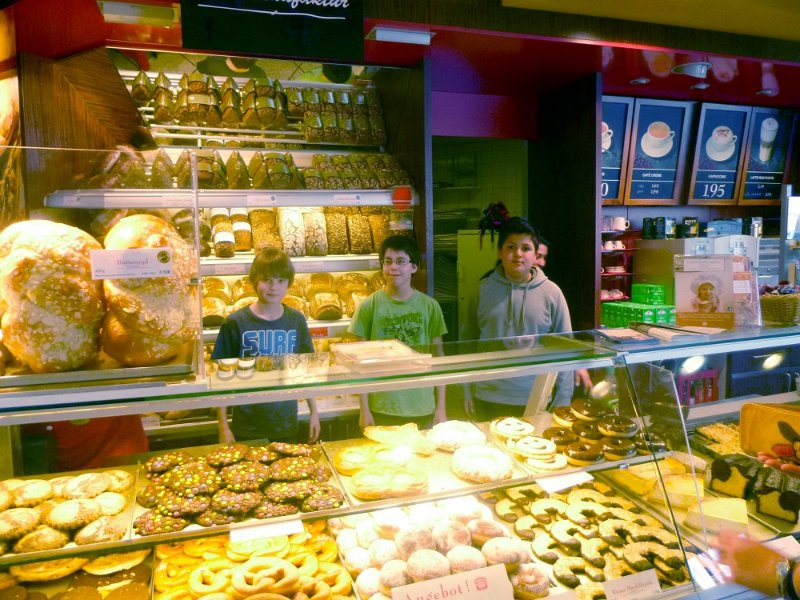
432, 138, 528, 219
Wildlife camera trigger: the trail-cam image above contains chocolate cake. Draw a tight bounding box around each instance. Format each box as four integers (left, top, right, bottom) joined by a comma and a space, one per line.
706, 454, 761, 498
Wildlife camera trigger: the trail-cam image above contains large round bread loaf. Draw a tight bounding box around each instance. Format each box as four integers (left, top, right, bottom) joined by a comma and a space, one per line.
0, 220, 104, 372
101, 215, 197, 366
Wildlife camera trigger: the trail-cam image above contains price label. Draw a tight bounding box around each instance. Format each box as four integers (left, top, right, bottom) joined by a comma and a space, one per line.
229, 518, 303, 542
538, 470, 594, 494
391, 564, 511, 600
603, 569, 661, 600
60, 194, 80, 207
247, 194, 277, 207
334, 193, 361, 204
90, 248, 174, 280
209, 262, 243, 276
161, 194, 193, 207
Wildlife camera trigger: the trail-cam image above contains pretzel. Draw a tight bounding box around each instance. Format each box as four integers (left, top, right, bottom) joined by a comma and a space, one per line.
316, 539, 338, 564
231, 556, 300, 598
194, 594, 232, 600
317, 562, 351, 596
287, 552, 318, 578
188, 559, 235, 598
154, 561, 194, 592
157, 542, 187, 560
184, 536, 228, 558
157, 588, 192, 600
298, 580, 331, 600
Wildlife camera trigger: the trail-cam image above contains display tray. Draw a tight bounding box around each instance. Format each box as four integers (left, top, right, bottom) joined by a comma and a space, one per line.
8, 547, 155, 595
320, 438, 530, 508
130, 441, 349, 545
0, 465, 141, 567
331, 339, 432, 373
0, 342, 195, 390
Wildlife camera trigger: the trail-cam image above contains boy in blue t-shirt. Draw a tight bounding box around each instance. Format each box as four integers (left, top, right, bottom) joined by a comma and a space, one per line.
212, 247, 319, 443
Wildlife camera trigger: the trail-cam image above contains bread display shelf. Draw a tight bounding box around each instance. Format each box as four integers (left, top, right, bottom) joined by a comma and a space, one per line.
44, 188, 410, 209
200, 253, 380, 276
0, 342, 194, 392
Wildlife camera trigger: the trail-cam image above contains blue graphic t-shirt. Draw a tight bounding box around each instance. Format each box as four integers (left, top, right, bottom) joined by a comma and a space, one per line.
212, 305, 313, 441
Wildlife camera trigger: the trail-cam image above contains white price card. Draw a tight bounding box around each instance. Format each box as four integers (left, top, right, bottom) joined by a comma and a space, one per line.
764, 535, 800, 558
247, 194, 277, 207
334, 193, 361, 204
229, 518, 303, 542
90, 248, 174, 280
603, 569, 662, 600
391, 564, 512, 600
210, 262, 244, 276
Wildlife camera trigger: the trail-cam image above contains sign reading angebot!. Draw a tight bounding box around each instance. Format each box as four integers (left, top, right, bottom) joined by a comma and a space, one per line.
90, 248, 174, 280
181, 0, 364, 64
391, 564, 512, 600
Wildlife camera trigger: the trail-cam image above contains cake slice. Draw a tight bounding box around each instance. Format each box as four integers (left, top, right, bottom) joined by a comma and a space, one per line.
706, 454, 761, 498
753, 466, 800, 523
684, 497, 748, 534
648, 474, 703, 508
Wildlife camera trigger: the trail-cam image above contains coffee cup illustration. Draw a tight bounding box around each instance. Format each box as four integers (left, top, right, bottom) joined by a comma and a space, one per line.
710, 125, 736, 152
646, 121, 674, 148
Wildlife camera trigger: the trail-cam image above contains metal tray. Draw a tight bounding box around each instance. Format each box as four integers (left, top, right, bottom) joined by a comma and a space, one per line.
0, 342, 194, 390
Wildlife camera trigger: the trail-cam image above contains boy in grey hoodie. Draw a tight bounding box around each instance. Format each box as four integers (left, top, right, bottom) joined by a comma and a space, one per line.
461, 217, 575, 419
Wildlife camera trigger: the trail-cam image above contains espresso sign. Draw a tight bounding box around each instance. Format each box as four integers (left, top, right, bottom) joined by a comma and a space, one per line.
601, 96, 634, 205
740, 107, 797, 203
625, 99, 694, 205
181, 0, 364, 63
688, 103, 750, 205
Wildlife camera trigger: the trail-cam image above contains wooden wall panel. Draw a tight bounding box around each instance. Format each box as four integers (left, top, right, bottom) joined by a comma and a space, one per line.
19, 48, 148, 209
528, 73, 601, 330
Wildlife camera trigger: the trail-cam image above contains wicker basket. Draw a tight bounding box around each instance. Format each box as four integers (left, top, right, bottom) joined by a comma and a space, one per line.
760, 293, 800, 324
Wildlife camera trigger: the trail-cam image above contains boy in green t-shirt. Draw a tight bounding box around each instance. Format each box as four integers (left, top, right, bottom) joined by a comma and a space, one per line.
348, 235, 448, 429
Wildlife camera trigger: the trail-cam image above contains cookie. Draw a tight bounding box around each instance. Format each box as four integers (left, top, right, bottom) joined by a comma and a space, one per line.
48, 476, 75, 498
252, 500, 300, 520
133, 510, 189, 536
194, 509, 237, 527
210, 490, 262, 515
263, 480, 318, 503
12, 525, 69, 553
64, 473, 111, 499
156, 491, 210, 518
12, 479, 53, 507
164, 462, 222, 496
244, 446, 281, 464
33, 499, 61, 521
105, 470, 135, 493
46, 499, 102, 530
73, 516, 126, 545
219, 461, 271, 492
0, 507, 40, 541
59, 587, 101, 600
301, 483, 344, 512
95, 492, 128, 516
269, 442, 318, 457
268, 456, 318, 481
135, 483, 168, 509
144, 451, 192, 474
205, 444, 249, 467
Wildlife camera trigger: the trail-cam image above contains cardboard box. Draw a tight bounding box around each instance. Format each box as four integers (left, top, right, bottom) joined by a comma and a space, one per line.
673, 254, 760, 328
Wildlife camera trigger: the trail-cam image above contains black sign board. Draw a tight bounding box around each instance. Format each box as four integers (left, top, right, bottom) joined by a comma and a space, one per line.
688, 103, 750, 205
181, 0, 364, 64
601, 96, 634, 206
740, 107, 797, 204
625, 99, 694, 205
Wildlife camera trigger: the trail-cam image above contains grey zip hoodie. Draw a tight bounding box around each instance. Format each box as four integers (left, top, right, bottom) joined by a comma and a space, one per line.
463, 264, 575, 406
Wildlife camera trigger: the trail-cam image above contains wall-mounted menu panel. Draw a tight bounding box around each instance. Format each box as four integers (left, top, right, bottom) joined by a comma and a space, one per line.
739, 107, 797, 205
687, 103, 750, 206
601, 96, 634, 206
624, 99, 694, 206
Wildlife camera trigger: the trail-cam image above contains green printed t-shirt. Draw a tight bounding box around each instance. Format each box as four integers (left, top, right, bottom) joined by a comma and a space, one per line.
348, 290, 447, 416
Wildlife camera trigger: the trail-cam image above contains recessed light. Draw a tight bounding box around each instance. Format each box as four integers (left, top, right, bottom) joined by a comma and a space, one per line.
757, 88, 778, 96
630, 77, 650, 85
691, 82, 710, 90
671, 61, 711, 79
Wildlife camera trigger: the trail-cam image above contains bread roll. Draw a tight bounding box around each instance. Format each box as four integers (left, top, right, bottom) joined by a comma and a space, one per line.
278, 208, 305, 257
0, 220, 104, 372
303, 209, 328, 256
101, 215, 197, 366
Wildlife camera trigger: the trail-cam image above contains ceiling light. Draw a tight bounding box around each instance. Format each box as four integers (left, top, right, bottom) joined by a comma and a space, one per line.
630, 77, 650, 85
99, 1, 178, 26
366, 26, 434, 46
757, 88, 778, 96
691, 82, 710, 90
679, 355, 706, 375
671, 61, 711, 79
758, 352, 784, 369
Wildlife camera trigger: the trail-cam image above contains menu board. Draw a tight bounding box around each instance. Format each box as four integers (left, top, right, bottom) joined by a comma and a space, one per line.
624, 99, 694, 205
739, 107, 797, 204
688, 103, 751, 205
601, 96, 634, 205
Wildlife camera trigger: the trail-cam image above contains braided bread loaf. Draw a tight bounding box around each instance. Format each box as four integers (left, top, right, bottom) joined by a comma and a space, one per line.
0, 220, 104, 372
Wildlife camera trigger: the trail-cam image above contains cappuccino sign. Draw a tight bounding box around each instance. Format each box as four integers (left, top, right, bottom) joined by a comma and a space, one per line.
181, 0, 364, 63
688, 103, 751, 205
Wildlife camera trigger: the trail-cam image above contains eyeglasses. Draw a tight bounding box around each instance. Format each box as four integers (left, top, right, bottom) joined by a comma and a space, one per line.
382, 257, 411, 266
